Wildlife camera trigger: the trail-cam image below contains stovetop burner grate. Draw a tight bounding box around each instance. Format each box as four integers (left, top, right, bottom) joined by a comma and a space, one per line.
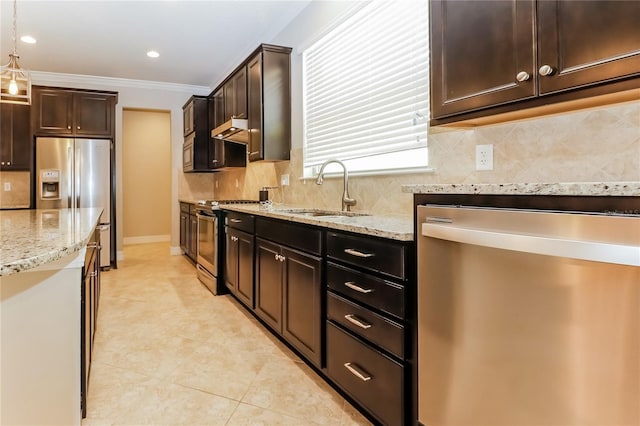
197, 199, 260, 208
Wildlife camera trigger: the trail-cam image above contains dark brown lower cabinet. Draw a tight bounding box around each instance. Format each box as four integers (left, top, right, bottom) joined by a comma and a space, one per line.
81, 229, 100, 418
225, 226, 254, 307
326, 322, 404, 426
255, 231, 322, 368
255, 239, 283, 330
282, 247, 322, 367
224, 213, 415, 425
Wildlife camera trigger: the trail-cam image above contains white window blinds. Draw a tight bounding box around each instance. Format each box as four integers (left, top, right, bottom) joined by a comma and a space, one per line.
303, 0, 429, 176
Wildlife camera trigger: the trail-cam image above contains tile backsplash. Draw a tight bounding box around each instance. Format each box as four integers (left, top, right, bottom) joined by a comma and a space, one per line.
0, 171, 31, 208
179, 101, 640, 216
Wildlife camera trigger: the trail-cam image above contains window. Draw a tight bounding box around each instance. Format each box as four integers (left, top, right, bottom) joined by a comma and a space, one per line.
303, 0, 430, 177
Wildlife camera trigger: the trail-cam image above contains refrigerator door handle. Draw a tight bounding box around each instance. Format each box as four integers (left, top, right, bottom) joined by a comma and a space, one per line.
75, 144, 81, 208
67, 145, 73, 208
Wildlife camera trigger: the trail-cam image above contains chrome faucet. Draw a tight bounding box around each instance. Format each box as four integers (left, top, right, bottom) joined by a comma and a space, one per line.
315, 159, 357, 211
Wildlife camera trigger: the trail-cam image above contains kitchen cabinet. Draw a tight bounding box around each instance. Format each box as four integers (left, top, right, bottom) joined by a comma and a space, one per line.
210, 88, 225, 130
247, 45, 291, 162
254, 239, 283, 330
182, 95, 212, 172
430, 0, 640, 124
179, 202, 197, 263
208, 44, 291, 162
81, 228, 100, 418
0, 103, 31, 170
32, 86, 116, 137
255, 218, 323, 367
325, 230, 414, 426
225, 211, 255, 308
223, 67, 247, 122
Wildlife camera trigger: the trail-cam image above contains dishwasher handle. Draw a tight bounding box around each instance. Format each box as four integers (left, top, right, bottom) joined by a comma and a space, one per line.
422, 222, 640, 267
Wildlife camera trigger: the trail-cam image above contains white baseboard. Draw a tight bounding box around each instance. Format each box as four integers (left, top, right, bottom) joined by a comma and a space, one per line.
117, 251, 125, 261
170, 246, 183, 256
123, 234, 170, 245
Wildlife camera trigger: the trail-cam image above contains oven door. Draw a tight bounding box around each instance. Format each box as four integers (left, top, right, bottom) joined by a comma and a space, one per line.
196, 213, 218, 290
417, 205, 639, 426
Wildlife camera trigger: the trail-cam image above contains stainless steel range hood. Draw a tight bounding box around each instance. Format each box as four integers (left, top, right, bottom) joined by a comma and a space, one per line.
211, 117, 248, 144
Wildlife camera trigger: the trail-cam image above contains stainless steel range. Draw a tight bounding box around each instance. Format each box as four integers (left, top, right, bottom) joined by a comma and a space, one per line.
195, 200, 258, 295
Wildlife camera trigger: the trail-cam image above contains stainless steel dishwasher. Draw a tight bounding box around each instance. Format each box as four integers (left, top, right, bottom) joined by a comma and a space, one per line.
417, 205, 639, 426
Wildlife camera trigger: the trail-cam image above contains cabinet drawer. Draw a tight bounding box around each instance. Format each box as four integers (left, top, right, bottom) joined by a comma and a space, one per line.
226, 211, 255, 233
326, 322, 404, 426
328, 292, 405, 359
327, 231, 406, 279
256, 218, 322, 256
327, 262, 405, 319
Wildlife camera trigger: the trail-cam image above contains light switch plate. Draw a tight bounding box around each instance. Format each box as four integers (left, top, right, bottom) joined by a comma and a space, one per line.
280, 174, 290, 186
3, 182, 10, 191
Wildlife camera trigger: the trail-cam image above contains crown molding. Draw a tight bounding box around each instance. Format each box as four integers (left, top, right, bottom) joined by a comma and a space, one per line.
30, 71, 211, 95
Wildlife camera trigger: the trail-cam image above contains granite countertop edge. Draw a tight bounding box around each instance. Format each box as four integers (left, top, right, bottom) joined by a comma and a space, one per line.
0, 208, 103, 277
222, 204, 414, 242
401, 182, 640, 196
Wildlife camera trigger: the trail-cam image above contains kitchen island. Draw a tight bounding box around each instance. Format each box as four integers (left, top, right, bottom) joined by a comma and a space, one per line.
0, 208, 102, 426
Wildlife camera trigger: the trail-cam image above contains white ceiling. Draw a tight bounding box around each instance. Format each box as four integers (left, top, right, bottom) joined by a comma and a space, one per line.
0, 0, 312, 89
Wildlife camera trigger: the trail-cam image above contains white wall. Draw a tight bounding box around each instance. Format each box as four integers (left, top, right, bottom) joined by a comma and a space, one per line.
32, 72, 209, 259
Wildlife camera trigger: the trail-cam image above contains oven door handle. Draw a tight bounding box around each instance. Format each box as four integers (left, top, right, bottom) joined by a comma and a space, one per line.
422, 222, 640, 267
196, 213, 216, 222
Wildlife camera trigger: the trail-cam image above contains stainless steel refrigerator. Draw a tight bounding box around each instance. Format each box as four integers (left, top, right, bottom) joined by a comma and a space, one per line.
36, 137, 112, 268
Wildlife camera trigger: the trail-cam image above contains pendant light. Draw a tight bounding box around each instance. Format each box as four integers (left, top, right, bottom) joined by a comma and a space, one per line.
0, 0, 31, 105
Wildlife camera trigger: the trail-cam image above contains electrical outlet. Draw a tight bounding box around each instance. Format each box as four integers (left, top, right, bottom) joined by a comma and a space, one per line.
280, 174, 290, 186
3, 182, 11, 191
476, 144, 494, 171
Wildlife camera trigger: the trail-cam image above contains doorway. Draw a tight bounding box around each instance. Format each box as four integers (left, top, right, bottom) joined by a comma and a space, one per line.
122, 109, 171, 244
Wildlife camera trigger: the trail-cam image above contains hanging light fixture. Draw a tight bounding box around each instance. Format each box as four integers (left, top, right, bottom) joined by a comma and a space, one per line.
0, 0, 31, 105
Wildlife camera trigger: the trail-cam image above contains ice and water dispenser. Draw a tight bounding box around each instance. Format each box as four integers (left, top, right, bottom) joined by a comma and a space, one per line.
40, 169, 61, 200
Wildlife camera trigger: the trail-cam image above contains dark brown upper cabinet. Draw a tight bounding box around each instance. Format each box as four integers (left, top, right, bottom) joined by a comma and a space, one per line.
209, 44, 291, 162
182, 95, 211, 172
210, 88, 225, 130
247, 45, 291, 162
223, 67, 247, 121
32, 87, 117, 137
0, 103, 31, 170
430, 0, 640, 125
537, 1, 640, 94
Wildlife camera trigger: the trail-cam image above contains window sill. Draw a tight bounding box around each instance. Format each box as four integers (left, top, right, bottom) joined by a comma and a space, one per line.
301, 166, 434, 181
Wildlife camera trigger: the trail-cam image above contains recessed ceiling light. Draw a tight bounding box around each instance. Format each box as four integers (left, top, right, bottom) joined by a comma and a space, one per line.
20, 35, 36, 44
147, 50, 160, 58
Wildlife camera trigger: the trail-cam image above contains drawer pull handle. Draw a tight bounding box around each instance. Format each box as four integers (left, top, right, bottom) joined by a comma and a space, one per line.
231, 236, 238, 242
344, 281, 373, 294
344, 314, 372, 329
344, 248, 374, 258
230, 219, 242, 223
344, 362, 372, 382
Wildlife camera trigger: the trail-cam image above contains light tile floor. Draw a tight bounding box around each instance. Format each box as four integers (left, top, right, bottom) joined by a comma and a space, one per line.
83, 243, 371, 426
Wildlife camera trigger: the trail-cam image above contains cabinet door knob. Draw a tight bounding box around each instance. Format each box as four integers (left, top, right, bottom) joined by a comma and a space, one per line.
516, 71, 530, 82
67, 126, 72, 130
538, 65, 555, 76
1, 162, 4, 165
77, 126, 81, 130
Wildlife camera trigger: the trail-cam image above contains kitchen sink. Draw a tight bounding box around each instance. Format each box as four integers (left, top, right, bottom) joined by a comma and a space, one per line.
276, 208, 370, 217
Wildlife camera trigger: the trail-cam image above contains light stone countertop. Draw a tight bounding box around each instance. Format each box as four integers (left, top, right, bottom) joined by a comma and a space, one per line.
401, 181, 640, 196
0, 208, 103, 277
222, 204, 414, 242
